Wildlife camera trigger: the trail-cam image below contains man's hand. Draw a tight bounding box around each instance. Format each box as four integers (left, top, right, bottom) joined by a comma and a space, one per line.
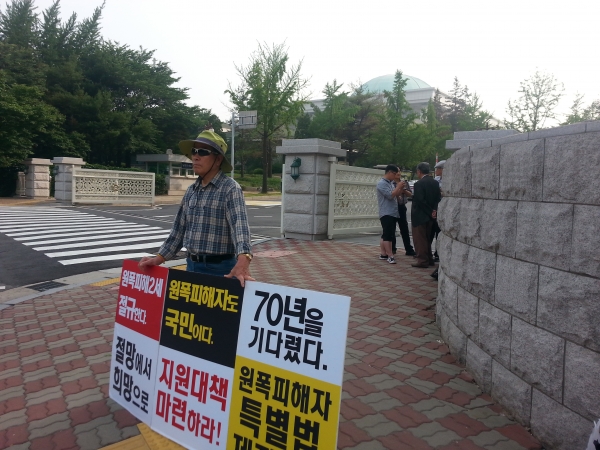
225, 256, 255, 287
432, 210, 437, 219
138, 255, 164, 270
392, 182, 404, 197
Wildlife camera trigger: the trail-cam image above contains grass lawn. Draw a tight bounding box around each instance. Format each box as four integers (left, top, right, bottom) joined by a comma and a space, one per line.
233, 173, 282, 192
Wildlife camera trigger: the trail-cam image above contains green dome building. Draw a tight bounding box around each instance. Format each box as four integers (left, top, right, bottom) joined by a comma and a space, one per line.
360, 74, 432, 93
305, 73, 442, 116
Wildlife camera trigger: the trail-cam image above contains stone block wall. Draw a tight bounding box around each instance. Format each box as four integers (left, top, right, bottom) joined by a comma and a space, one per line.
51, 157, 85, 201
436, 122, 600, 450
24, 158, 52, 199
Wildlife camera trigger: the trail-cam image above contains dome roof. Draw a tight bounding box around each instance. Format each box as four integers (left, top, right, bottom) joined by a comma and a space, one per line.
361, 74, 431, 93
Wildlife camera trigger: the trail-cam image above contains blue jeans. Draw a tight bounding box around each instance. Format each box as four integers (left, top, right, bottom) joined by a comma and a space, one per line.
186, 257, 236, 277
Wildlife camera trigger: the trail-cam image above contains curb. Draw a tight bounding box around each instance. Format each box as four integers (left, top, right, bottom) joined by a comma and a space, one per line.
0, 258, 187, 310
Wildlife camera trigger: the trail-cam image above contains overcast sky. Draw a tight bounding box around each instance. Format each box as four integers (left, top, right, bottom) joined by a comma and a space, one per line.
31, 0, 600, 127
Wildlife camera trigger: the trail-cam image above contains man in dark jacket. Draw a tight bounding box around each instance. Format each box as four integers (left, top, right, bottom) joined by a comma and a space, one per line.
411, 162, 441, 268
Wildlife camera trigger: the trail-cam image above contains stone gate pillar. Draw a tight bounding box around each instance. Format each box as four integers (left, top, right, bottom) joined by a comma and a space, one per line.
276, 139, 346, 240
23, 158, 52, 199
15, 172, 26, 197
51, 157, 86, 202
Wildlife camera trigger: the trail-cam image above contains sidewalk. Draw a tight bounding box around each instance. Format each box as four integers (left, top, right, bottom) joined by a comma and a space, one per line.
0, 239, 542, 450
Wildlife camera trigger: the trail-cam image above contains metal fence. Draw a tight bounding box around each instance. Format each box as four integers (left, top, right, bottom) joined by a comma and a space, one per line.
327, 164, 383, 239
72, 168, 155, 205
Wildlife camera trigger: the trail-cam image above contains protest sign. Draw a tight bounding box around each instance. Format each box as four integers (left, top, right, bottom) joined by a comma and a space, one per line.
109, 260, 168, 423
109, 261, 350, 449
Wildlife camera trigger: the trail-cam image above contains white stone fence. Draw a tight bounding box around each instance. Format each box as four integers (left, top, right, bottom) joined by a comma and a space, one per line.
436, 121, 600, 450
327, 164, 383, 238
72, 168, 155, 206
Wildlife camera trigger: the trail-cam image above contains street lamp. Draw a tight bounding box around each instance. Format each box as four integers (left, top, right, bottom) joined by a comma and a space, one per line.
290, 157, 301, 181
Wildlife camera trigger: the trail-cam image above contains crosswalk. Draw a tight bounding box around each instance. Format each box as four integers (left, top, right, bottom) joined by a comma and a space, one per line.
0, 207, 271, 266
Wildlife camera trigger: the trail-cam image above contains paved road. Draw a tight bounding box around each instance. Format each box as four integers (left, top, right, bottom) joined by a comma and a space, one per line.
0, 203, 281, 291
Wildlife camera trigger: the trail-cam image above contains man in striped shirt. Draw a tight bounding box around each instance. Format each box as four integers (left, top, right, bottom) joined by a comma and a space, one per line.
138, 131, 254, 286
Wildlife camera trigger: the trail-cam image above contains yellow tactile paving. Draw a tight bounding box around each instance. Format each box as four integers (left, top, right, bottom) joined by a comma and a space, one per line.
138, 423, 186, 449
100, 434, 150, 450
100, 424, 185, 450
171, 264, 186, 270
90, 277, 121, 286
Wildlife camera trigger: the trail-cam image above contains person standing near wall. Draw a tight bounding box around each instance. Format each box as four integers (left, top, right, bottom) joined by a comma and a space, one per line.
411, 162, 441, 268
377, 165, 404, 264
392, 171, 416, 256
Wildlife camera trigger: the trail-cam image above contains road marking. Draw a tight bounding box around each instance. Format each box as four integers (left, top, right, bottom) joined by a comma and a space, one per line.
0, 209, 89, 217
33, 233, 171, 251
0, 220, 124, 232
0, 206, 272, 268
59, 252, 155, 266
46, 241, 166, 258
22, 228, 165, 245
0, 217, 102, 225
11, 224, 153, 239
7, 223, 131, 237
0, 216, 122, 226
0, 212, 92, 219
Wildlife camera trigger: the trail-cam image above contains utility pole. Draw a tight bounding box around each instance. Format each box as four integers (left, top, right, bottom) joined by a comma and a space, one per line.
229, 110, 257, 179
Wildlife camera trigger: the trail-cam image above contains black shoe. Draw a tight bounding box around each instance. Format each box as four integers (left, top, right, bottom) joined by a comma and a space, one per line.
431, 268, 439, 280
405, 250, 416, 256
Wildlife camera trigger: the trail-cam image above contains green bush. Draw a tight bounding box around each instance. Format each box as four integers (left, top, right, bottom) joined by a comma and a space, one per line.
155, 174, 167, 195
252, 168, 263, 175
234, 174, 281, 191
0, 166, 23, 197
83, 164, 144, 172
272, 161, 282, 174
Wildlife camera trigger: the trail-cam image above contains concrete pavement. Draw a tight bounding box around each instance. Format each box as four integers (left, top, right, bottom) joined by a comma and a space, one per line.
0, 236, 543, 449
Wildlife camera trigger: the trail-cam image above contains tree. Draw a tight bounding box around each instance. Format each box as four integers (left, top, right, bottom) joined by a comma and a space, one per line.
294, 113, 312, 139
369, 70, 424, 169
562, 94, 600, 124
0, 0, 211, 170
341, 83, 382, 166
297, 80, 381, 166
0, 0, 38, 48
420, 98, 452, 168
435, 77, 494, 132
0, 71, 68, 166
227, 42, 308, 193
505, 71, 564, 132
308, 80, 356, 141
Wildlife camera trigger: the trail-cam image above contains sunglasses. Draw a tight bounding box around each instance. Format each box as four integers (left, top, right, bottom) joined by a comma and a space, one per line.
191, 148, 216, 156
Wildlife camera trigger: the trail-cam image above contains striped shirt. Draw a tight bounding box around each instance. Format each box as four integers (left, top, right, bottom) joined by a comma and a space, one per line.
158, 171, 252, 260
